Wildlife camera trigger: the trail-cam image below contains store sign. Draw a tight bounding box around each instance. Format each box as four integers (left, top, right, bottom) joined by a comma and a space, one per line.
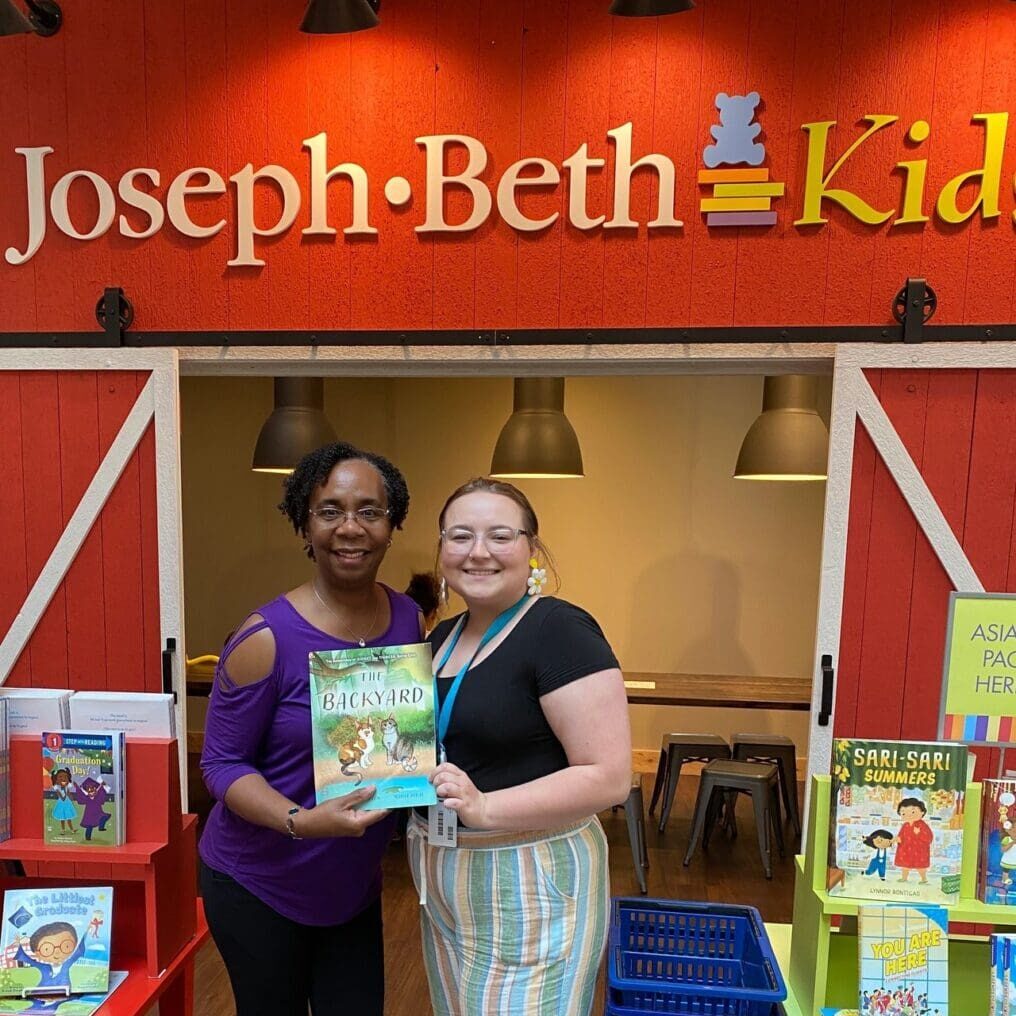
3, 92, 1013, 269
940, 591, 1016, 746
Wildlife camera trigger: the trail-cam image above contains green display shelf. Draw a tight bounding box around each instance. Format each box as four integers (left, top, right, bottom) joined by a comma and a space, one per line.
787, 775, 1014, 1014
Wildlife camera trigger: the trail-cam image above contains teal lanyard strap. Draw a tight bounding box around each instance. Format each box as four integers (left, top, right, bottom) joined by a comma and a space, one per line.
435, 595, 529, 751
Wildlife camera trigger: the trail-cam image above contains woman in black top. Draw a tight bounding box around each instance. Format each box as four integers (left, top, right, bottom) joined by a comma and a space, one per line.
407, 478, 631, 1016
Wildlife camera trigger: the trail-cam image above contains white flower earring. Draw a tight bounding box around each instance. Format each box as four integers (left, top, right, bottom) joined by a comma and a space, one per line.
527, 557, 547, 597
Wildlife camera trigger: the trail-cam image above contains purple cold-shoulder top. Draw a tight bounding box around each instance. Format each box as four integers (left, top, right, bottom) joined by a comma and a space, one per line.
198, 585, 419, 926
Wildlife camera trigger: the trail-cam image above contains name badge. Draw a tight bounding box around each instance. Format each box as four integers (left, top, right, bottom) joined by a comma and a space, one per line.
427, 802, 458, 847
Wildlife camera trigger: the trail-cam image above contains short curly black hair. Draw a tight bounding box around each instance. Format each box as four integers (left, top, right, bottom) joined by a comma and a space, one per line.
278, 443, 410, 552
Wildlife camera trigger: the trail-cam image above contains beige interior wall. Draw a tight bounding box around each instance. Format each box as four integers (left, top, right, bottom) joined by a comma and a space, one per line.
181, 373, 830, 760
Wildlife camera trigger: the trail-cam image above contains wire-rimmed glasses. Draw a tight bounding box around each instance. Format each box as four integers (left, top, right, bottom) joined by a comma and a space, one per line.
308, 506, 391, 527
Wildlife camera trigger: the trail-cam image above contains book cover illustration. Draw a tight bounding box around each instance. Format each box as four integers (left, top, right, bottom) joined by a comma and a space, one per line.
979, 779, 1016, 905
0, 698, 10, 843
41, 733, 124, 847
828, 739, 971, 903
0, 888, 113, 998
990, 933, 1012, 1016
0, 971, 125, 1015
858, 904, 949, 1016
309, 643, 438, 811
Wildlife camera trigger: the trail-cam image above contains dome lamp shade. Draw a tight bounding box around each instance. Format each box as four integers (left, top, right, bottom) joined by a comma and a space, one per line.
300, 0, 379, 34
490, 378, 584, 479
609, 0, 695, 16
252, 378, 338, 475
734, 375, 829, 482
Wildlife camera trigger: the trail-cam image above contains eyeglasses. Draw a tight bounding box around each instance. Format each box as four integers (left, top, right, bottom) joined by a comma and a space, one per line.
440, 527, 529, 556
308, 506, 391, 527
36, 940, 75, 957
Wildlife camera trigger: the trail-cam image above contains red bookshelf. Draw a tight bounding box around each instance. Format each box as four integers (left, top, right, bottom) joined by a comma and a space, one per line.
0, 735, 208, 1016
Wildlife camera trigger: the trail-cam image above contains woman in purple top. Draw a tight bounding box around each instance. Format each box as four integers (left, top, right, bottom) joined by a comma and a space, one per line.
199, 443, 422, 1016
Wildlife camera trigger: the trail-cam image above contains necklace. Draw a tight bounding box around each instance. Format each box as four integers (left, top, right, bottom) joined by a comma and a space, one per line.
312, 582, 381, 647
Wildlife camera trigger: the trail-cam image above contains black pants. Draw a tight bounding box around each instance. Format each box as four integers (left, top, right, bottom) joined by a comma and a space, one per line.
200, 862, 384, 1016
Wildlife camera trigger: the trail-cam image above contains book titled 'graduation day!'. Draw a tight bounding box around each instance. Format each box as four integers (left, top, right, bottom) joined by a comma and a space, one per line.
309, 643, 438, 811
829, 739, 973, 904
41, 733, 125, 847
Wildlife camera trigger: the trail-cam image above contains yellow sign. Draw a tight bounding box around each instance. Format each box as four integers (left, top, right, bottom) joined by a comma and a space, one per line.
940, 591, 1016, 745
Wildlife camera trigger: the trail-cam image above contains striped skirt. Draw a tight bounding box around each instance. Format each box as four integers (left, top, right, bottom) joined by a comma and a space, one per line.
406, 813, 610, 1016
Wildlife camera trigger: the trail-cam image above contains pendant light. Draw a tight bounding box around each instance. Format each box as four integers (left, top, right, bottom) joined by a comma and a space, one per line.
490, 378, 584, 479
609, 0, 695, 16
300, 0, 379, 34
734, 375, 828, 481
252, 378, 338, 475
0, 0, 61, 37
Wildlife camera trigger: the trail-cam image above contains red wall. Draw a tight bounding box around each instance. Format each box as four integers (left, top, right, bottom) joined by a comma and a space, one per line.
835, 368, 1015, 778
0, 0, 1014, 334
0, 372, 161, 692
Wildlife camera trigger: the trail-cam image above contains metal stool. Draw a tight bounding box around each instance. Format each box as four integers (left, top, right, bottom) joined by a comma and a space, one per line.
683, 759, 785, 879
731, 733, 801, 838
649, 733, 732, 834
623, 773, 649, 894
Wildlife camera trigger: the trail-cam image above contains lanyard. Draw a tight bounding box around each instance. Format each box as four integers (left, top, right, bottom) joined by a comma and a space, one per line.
434, 594, 529, 748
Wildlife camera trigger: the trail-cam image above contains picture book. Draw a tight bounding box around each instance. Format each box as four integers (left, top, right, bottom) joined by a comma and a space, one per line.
0, 888, 113, 997
858, 904, 949, 1016
828, 739, 973, 904
68, 692, 175, 738
309, 643, 438, 811
1009, 933, 1016, 1016
0, 699, 10, 843
41, 733, 125, 847
979, 779, 1016, 905
990, 933, 1013, 1016
0, 971, 125, 1016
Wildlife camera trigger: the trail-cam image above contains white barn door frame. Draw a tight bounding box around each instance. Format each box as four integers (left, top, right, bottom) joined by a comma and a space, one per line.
805, 342, 1016, 820
0, 349, 186, 798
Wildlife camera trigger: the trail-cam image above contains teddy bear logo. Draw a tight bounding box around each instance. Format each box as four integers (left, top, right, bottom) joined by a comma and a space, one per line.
704, 91, 765, 168
699, 91, 783, 226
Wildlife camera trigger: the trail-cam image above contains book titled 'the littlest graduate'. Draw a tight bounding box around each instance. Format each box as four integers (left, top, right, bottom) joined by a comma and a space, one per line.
829, 739, 973, 904
0, 888, 113, 998
309, 643, 438, 811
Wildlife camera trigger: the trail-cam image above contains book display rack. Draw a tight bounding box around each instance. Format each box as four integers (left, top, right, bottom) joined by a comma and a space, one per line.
783, 774, 1016, 1015
0, 736, 206, 1016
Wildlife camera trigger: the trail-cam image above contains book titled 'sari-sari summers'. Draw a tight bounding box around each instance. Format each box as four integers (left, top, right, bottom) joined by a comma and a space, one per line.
828, 738, 973, 904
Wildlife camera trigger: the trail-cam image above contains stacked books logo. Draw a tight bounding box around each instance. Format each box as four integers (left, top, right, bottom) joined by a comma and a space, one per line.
699, 91, 784, 226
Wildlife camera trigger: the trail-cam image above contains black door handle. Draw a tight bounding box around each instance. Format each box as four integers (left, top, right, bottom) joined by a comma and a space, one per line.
162, 637, 177, 702
818, 653, 834, 727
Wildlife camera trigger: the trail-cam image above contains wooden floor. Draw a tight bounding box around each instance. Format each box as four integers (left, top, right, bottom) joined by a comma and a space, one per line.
192, 774, 800, 1016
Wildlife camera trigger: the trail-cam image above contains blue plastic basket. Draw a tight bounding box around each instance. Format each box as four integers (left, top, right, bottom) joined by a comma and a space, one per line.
607, 898, 787, 1016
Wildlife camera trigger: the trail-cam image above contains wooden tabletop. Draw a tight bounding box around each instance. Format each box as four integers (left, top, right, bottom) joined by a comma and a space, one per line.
623, 672, 812, 710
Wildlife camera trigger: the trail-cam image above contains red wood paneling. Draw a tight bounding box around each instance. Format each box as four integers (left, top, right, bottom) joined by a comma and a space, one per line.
0, 372, 156, 692
0, 374, 30, 686
1, 0, 1012, 332
834, 371, 883, 738
852, 372, 929, 739
839, 369, 1016, 782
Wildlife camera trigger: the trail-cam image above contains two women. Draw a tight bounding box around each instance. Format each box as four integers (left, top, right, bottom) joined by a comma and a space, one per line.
200, 447, 630, 1016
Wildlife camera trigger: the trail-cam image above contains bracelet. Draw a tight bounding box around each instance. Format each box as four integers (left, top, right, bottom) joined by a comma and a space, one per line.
286, 806, 302, 840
